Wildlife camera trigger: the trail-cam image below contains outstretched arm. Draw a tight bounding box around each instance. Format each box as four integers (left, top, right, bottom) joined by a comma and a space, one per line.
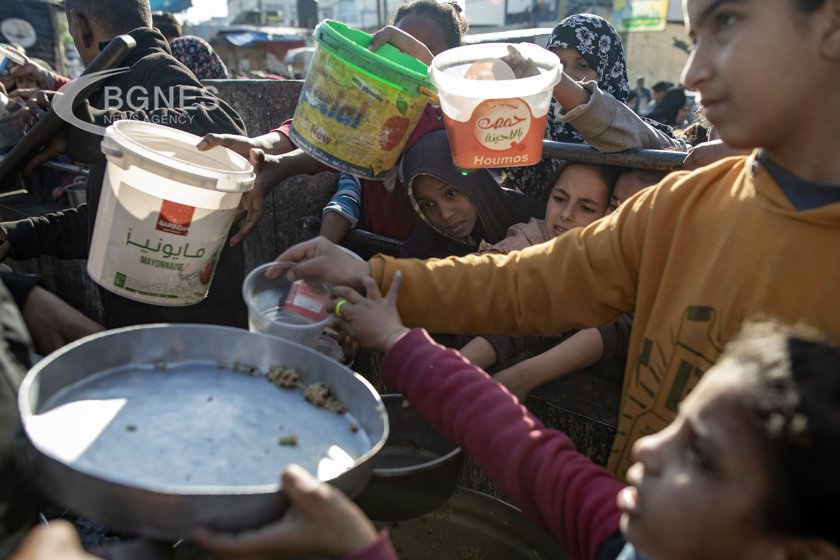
493, 328, 604, 401
331, 277, 623, 560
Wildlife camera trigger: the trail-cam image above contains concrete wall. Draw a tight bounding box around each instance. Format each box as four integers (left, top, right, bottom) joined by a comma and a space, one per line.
204, 79, 338, 273
622, 22, 692, 87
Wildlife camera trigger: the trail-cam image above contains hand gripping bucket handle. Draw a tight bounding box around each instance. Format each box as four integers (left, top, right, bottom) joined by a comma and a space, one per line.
100, 124, 255, 194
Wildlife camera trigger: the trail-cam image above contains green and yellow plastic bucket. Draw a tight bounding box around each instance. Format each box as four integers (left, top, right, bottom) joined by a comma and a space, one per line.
290, 20, 434, 179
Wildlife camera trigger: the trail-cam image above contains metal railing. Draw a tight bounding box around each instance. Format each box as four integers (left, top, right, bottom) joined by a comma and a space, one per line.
345, 140, 688, 252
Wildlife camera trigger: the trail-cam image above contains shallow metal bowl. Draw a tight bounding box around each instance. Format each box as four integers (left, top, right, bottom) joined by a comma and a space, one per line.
355, 394, 463, 521
18, 324, 388, 540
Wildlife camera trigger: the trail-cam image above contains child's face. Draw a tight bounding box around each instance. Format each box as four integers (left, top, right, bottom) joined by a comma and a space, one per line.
610, 171, 653, 210
619, 363, 777, 559
15, 74, 38, 90
396, 13, 450, 56
550, 48, 597, 83
681, 0, 828, 152
413, 175, 478, 240
544, 165, 609, 237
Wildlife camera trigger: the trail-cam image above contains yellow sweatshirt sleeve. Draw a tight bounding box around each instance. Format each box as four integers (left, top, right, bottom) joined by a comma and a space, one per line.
369, 178, 666, 336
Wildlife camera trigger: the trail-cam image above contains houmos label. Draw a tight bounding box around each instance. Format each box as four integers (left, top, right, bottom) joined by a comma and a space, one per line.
443, 97, 547, 170
474, 98, 532, 150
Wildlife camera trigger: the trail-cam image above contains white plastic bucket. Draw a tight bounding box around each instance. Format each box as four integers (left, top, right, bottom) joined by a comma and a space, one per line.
88, 120, 255, 306
429, 43, 562, 170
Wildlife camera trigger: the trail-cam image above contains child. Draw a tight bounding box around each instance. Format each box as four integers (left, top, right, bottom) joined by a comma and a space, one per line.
460, 161, 619, 374
504, 14, 685, 201
196, 1, 468, 249
192, 290, 840, 560
480, 162, 618, 255
275, 0, 840, 478
464, 165, 670, 401
399, 130, 543, 259
609, 167, 670, 209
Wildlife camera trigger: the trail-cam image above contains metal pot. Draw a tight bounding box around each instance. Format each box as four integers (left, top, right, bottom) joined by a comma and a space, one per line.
64, 176, 87, 207
354, 394, 463, 521
18, 324, 388, 540
380, 487, 569, 559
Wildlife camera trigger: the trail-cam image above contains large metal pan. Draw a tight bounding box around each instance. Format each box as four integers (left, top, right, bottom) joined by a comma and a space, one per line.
18, 324, 388, 541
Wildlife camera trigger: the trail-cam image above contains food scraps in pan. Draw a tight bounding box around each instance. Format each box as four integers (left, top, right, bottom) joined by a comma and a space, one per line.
267, 366, 303, 389
304, 381, 346, 414
278, 434, 298, 446
265, 365, 347, 415
232, 361, 261, 377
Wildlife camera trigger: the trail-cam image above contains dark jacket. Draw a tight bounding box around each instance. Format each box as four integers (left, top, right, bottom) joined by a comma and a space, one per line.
399, 130, 543, 259
0, 275, 42, 558
2, 28, 248, 328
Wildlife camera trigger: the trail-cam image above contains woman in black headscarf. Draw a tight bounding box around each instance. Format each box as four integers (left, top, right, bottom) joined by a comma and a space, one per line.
400, 130, 543, 259
503, 13, 685, 201
646, 87, 688, 127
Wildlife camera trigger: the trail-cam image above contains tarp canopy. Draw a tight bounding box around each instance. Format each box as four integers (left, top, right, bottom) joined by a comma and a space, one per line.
225, 31, 308, 47
150, 0, 192, 11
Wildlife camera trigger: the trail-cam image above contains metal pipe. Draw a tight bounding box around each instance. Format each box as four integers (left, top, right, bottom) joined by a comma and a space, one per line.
41, 161, 89, 176
345, 228, 402, 254
542, 140, 687, 171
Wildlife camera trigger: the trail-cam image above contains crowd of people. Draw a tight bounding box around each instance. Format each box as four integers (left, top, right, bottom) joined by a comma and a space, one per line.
1, 0, 839, 558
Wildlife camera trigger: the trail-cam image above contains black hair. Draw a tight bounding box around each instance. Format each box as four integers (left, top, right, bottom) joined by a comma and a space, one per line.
152, 12, 182, 39
64, 0, 152, 34
646, 88, 687, 126
547, 162, 621, 205
616, 166, 669, 187
722, 319, 840, 547
651, 81, 672, 93
793, 0, 827, 11
393, 0, 469, 50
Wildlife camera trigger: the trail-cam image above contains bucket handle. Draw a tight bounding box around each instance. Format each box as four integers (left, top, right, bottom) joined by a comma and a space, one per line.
101, 144, 124, 159
419, 86, 439, 106
215, 180, 255, 193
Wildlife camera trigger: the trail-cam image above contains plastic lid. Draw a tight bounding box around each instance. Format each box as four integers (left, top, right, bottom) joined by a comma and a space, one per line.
314, 20, 434, 96
430, 43, 562, 99
102, 120, 255, 193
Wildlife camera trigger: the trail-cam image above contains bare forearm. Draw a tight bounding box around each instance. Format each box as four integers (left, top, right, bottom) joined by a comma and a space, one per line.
319, 212, 353, 245
551, 74, 592, 112
494, 328, 603, 398
459, 336, 499, 369
260, 148, 321, 194
256, 131, 296, 155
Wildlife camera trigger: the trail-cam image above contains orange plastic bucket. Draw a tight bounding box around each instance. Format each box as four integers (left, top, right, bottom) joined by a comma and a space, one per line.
429, 43, 562, 169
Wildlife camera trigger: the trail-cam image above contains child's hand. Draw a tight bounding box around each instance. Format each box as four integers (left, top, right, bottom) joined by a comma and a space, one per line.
369, 25, 434, 65
682, 140, 751, 170
502, 45, 541, 79
10, 521, 100, 560
192, 464, 378, 558
275, 237, 372, 292
331, 272, 408, 353
197, 132, 261, 158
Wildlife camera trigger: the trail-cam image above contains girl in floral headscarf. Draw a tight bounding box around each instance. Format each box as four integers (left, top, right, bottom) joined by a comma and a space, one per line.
504, 13, 685, 201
